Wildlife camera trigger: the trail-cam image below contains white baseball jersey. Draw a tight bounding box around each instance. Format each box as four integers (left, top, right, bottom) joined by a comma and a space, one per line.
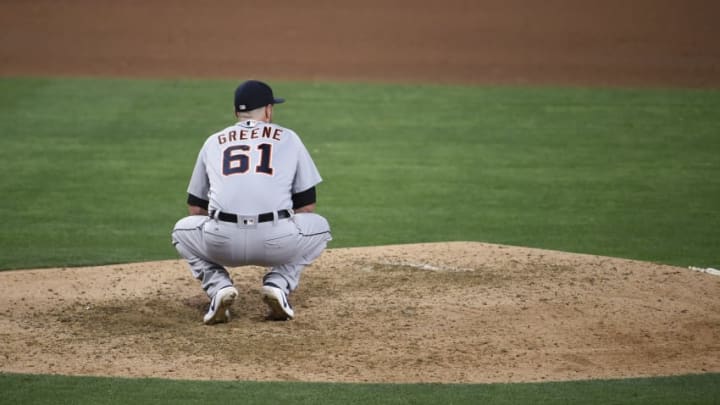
187, 119, 322, 214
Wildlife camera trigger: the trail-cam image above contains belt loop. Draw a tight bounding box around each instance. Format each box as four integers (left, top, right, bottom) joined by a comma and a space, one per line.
272, 210, 278, 225
211, 210, 220, 220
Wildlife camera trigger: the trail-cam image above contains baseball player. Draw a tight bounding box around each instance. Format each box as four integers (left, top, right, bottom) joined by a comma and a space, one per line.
171, 80, 332, 324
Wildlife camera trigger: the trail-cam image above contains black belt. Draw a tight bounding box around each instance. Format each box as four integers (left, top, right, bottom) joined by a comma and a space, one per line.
212, 209, 291, 224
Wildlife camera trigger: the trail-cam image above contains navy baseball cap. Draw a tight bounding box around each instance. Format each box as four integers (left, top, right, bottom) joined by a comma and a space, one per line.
234, 80, 285, 112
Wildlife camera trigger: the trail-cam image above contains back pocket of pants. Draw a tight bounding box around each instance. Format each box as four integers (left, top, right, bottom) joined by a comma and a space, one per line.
203, 224, 231, 247
264, 233, 297, 264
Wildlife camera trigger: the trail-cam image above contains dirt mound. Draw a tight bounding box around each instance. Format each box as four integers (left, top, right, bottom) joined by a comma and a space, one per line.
1, 242, 718, 383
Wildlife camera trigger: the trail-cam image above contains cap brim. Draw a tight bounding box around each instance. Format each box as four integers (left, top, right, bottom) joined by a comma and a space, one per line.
273, 98, 285, 104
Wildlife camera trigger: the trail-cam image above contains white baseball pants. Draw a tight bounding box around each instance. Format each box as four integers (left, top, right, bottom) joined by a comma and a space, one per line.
171, 212, 331, 299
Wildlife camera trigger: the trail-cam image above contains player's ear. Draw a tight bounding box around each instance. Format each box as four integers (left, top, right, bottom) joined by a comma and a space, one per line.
265, 104, 273, 121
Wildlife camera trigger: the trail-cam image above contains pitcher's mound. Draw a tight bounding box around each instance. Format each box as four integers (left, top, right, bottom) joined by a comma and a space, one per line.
1, 242, 718, 383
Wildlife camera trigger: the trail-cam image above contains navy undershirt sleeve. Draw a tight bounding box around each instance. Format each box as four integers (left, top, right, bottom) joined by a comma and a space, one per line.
187, 193, 209, 210
292, 187, 316, 209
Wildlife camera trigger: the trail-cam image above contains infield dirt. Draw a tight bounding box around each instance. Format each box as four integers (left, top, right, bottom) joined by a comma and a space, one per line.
1, 0, 719, 384
1, 242, 719, 383
1, 0, 719, 87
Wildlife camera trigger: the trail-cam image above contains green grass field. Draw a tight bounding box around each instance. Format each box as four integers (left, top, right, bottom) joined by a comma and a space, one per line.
1, 78, 718, 269
1, 372, 719, 405
1, 77, 718, 403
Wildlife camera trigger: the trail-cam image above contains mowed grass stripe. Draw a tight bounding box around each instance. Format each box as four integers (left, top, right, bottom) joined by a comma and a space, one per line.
1, 372, 719, 405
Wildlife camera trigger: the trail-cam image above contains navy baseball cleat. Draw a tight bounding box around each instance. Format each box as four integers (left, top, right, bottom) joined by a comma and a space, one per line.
261, 284, 294, 320
203, 286, 238, 325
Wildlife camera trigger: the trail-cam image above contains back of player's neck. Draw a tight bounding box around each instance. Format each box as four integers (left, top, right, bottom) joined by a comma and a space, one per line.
237, 119, 268, 126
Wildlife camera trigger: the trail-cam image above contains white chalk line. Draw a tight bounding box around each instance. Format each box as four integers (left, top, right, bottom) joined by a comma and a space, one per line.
376, 261, 474, 272
688, 266, 720, 276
